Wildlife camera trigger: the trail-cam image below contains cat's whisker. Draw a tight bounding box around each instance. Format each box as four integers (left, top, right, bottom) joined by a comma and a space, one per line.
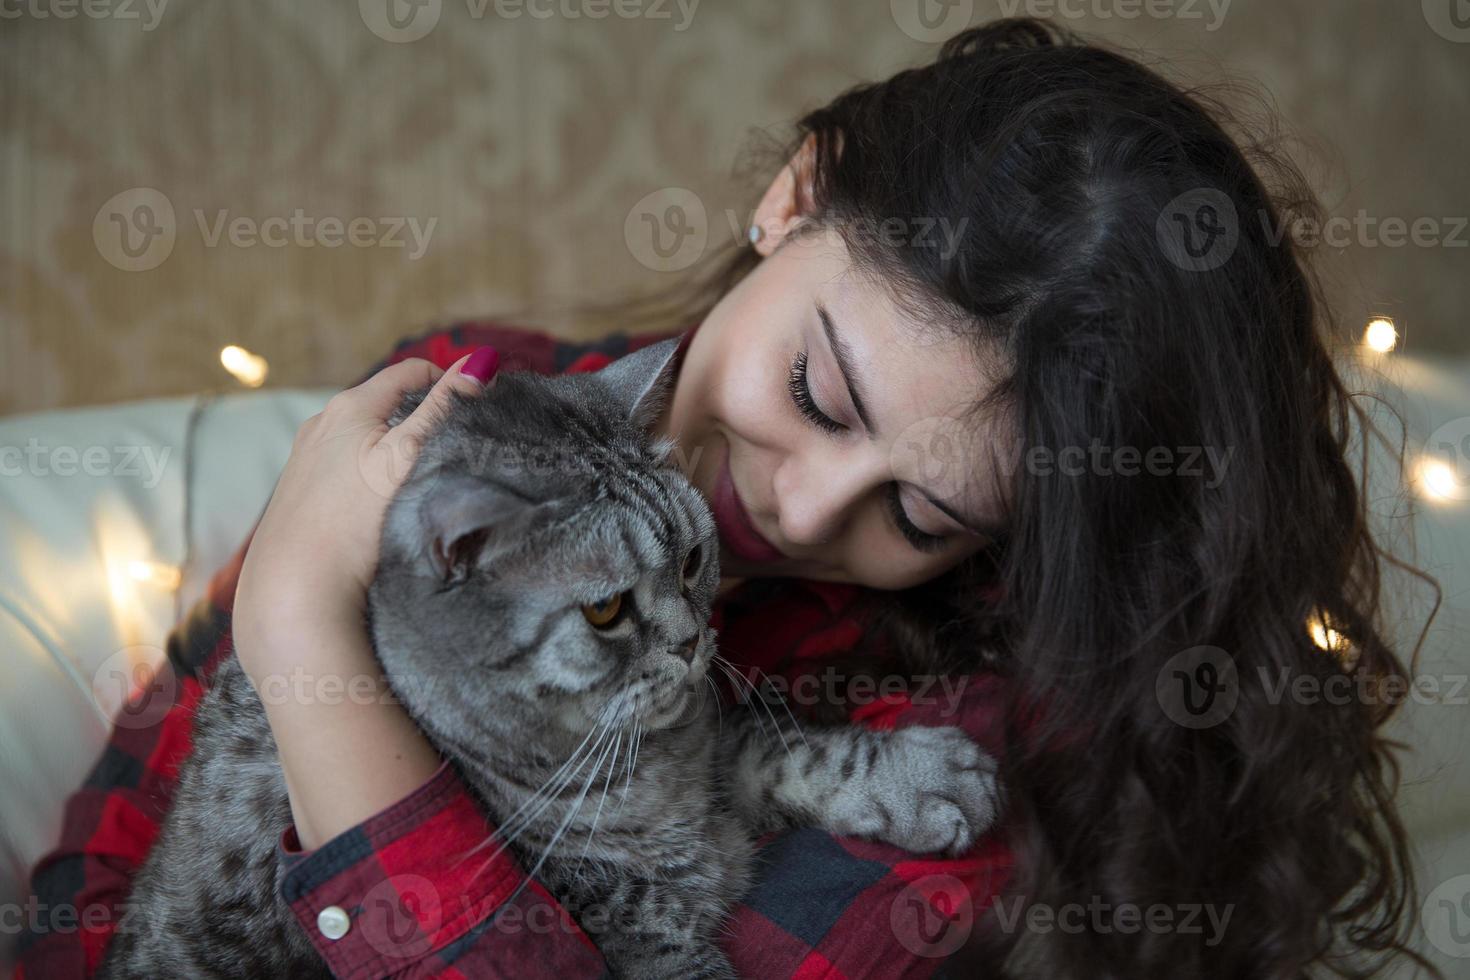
712, 658, 795, 760
712, 654, 808, 753
617, 722, 641, 815
481, 728, 604, 851
503, 721, 620, 906
470, 712, 616, 904
480, 715, 614, 861
739, 663, 811, 752
571, 730, 623, 882
493, 722, 603, 829
711, 658, 773, 742
704, 675, 725, 732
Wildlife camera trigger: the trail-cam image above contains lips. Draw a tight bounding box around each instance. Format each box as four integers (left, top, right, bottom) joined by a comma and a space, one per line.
711, 452, 785, 565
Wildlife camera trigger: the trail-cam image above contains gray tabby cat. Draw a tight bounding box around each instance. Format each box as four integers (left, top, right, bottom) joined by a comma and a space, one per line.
99, 340, 1000, 979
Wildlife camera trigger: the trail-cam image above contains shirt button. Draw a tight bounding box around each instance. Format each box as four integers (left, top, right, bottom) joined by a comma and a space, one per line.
317, 905, 351, 940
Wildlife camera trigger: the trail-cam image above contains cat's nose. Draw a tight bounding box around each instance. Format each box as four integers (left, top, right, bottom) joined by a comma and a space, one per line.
676, 636, 699, 664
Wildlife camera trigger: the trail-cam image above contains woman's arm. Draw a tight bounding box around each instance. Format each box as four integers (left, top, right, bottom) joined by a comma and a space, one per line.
228, 353, 477, 848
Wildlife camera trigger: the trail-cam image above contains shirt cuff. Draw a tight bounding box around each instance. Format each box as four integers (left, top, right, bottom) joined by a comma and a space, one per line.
275, 759, 523, 979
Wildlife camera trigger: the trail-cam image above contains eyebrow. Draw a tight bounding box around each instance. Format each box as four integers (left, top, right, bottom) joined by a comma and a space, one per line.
817, 302, 876, 436
818, 300, 1001, 541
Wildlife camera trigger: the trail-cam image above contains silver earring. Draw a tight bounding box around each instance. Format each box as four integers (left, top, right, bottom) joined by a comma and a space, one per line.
748, 224, 764, 246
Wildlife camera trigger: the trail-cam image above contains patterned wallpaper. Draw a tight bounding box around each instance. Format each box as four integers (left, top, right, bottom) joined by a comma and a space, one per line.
2, 0, 1466, 414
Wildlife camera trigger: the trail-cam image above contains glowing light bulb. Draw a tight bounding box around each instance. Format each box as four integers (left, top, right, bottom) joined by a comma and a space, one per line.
127, 560, 182, 591
220, 345, 269, 387
1415, 457, 1462, 504
1308, 608, 1352, 660
1363, 318, 1398, 353
1309, 620, 1345, 652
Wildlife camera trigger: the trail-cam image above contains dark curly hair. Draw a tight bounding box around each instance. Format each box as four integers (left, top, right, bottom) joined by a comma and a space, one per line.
635, 17, 1439, 979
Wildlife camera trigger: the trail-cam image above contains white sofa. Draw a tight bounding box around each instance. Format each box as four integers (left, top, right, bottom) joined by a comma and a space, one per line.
0, 357, 1466, 973
0, 386, 334, 972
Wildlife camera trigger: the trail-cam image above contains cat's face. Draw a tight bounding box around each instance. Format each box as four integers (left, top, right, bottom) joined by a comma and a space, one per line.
371, 341, 723, 740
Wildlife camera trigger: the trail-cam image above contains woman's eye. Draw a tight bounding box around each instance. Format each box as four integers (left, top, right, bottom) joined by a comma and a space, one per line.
886, 484, 947, 555
581, 592, 626, 628
787, 350, 844, 435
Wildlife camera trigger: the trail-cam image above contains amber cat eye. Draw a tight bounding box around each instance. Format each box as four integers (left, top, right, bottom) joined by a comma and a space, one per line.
581, 593, 624, 628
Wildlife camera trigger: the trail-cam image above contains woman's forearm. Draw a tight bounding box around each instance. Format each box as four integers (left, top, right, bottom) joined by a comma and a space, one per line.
240, 606, 442, 850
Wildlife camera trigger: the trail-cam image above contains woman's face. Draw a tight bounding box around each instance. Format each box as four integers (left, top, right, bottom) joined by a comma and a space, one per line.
656, 228, 1010, 590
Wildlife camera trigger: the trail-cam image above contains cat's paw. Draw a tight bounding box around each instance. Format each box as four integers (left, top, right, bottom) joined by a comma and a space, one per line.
873, 726, 1000, 855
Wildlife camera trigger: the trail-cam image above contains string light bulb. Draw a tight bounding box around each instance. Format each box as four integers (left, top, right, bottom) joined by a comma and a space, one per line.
1363, 318, 1398, 354
127, 560, 183, 591
1415, 457, 1462, 504
1308, 615, 1347, 654
1308, 607, 1359, 671
220, 345, 269, 387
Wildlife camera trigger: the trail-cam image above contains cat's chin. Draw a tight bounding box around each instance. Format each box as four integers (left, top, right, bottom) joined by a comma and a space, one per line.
643, 683, 708, 731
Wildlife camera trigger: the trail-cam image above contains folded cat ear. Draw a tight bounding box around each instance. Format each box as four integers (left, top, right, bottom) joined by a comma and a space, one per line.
416, 473, 544, 585
596, 337, 682, 434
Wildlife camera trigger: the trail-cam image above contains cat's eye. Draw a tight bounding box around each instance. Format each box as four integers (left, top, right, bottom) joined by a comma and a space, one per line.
581, 593, 625, 628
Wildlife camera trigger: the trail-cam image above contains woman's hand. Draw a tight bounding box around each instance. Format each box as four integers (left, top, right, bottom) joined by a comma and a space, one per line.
232, 347, 499, 849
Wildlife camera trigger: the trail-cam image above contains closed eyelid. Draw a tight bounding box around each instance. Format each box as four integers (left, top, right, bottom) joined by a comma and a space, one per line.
897, 485, 955, 536
806, 345, 858, 429
816, 302, 875, 436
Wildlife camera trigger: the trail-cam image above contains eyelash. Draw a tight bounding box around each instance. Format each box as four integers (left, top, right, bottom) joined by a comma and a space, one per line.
787, 349, 948, 554
886, 484, 948, 553
787, 350, 844, 434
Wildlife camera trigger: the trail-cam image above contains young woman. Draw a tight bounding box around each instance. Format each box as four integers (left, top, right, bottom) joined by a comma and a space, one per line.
20, 18, 1432, 979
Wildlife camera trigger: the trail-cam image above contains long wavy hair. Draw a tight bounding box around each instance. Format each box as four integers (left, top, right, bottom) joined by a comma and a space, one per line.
598, 17, 1439, 978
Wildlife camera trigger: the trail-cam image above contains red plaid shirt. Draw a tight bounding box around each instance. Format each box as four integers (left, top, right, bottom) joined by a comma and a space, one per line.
16, 323, 1012, 979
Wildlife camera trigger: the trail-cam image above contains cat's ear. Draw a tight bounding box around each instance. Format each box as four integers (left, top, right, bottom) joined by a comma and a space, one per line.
597, 337, 682, 434
416, 473, 544, 585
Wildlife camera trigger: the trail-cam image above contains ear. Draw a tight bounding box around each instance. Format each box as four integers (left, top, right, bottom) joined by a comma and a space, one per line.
596, 337, 682, 435
416, 473, 543, 585
749, 132, 821, 257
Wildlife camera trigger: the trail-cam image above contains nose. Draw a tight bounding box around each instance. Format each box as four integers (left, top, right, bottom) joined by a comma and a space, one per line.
772, 452, 872, 548
676, 635, 699, 664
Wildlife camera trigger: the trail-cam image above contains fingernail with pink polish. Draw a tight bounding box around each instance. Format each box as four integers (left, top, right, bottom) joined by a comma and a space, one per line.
460, 347, 500, 385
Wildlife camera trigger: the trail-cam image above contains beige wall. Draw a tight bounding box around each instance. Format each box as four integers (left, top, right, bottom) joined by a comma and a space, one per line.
1, 0, 1466, 414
